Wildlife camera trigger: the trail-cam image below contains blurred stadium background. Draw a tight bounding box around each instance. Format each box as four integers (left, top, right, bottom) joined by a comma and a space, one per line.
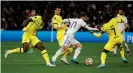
1, 1, 133, 73
1, 1, 133, 31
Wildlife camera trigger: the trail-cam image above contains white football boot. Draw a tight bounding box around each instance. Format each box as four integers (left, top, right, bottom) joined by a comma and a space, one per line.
61, 57, 69, 65
5, 50, 10, 58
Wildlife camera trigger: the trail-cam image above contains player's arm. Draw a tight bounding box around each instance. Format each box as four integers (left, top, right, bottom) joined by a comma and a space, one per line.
62, 19, 70, 25
81, 20, 99, 31
124, 23, 128, 30
52, 17, 62, 30
22, 18, 33, 27
84, 25, 99, 31
90, 24, 106, 37
123, 17, 128, 32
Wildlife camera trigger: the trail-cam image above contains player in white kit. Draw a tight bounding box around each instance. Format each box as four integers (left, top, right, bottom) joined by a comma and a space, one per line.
113, 8, 130, 56
51, 12, 99, 65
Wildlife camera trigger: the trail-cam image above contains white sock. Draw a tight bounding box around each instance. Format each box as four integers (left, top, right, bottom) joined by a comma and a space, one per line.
53, 48, 63, 61
73, 48, 82, 60
114, 46, 117, 54
125, 43, 130, 51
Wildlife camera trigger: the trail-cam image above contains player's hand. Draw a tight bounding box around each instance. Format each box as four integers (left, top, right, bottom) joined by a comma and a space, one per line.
121, 29, 124, 33
94, 28, 99, 31
56, 26, 62, 30
90, 31, 94, 34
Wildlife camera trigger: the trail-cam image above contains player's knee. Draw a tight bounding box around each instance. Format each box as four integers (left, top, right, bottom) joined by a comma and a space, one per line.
35, 42, 46, 51
61, 45, 68, 52
22, 43, 29, 53
103, 49, 109, 53
75, 43, 82, 48
68, 48, 73, 53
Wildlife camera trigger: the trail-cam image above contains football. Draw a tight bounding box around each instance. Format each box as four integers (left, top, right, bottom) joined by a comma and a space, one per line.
85, 58, 93, 66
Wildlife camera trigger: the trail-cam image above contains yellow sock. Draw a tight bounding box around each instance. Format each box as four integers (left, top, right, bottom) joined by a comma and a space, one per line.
68, 48, 73, 53
9, 48, 24, 53
62, 48, 73, 57
41, 50, 50, 65
120, 48, 125, 59
101, 52, 107, 65
62, 51, 69, 58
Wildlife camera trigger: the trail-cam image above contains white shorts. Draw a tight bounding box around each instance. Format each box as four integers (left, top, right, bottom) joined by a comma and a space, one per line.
62, 34, 80, 47
121, 32, 125, 41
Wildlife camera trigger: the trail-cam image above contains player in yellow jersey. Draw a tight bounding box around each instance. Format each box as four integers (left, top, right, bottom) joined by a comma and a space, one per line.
91, 14, 128, 68
5, 15, 55, 67
51, 6, 73, 65
26, 9, 36, 53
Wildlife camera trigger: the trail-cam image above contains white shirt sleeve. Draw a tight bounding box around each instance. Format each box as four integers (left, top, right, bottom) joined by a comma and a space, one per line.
124, 16, 128, 24
62, 19, 70, 25
80, 19, 87, 27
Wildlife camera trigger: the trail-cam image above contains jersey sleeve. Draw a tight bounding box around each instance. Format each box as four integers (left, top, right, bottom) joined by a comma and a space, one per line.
52, 16, 58, 24
80, 19, 87, 27
52, 16, 58, 29
101, 24, 106, 32
124, 17, 128, 24
62, 19, 70, 24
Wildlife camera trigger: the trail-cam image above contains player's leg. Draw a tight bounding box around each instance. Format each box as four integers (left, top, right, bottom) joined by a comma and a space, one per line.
51, 34, 71, 65
71, 40, 82, 64
5, 42, 29, 58
61, 47, 73, 65
122, 32, 130, 56
27, 44, 34, 53
34, 42, 55, 66
124, 42, 130, 56
31, 36, 55, 66
51, 46, 67, 65
118, 42, 128, 63
113, 46, 118, 56
5, 34, 30, 58
58, 38, 73, 65
97, 49, 110, 68
97, 40, 115, 68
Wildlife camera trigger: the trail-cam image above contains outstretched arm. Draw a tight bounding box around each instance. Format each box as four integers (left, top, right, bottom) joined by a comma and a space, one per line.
84, 25, 99, 31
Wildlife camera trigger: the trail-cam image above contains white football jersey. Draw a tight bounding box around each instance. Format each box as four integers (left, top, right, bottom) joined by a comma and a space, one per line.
118, 15, 128, 32
62, 18, 87, 34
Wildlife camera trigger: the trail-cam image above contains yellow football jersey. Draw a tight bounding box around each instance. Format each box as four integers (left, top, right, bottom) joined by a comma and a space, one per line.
101, 18, 122, 40
52, 15, 68, 39
23, 15, 43, 35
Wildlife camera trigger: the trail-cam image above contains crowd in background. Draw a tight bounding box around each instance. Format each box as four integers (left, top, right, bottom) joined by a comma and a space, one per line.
1, 1, 133, 31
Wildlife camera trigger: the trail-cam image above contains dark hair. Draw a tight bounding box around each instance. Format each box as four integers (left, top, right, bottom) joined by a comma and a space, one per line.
117, 7, 124, 11
54, 6, 61, 10
79, 12, 87, 17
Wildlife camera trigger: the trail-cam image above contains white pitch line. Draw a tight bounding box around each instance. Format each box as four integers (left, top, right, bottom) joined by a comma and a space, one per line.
1, 59, 133, 63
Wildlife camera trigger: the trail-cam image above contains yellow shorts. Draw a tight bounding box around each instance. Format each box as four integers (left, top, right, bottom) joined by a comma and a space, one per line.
22, 32, 40, 47
57, 37, 64, 47
104, 37, 123, 51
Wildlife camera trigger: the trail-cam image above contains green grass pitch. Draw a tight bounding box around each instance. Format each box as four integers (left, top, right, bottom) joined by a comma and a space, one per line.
1, 42, 133, 73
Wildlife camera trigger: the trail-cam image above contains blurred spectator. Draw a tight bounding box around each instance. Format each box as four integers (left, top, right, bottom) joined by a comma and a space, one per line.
1, 1, 133, 32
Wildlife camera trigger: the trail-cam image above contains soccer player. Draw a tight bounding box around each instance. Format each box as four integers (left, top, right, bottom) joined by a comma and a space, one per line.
91, 14, 128, 68
51, 6, 73, 64
113, 8, 130, 56
51, 12, 99, 66
5, 15, 55, 67
26, 9, 37, 53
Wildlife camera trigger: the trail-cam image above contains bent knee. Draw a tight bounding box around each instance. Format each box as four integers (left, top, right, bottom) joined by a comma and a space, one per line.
75, 43, 82, 48
103, 49, 110, 53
